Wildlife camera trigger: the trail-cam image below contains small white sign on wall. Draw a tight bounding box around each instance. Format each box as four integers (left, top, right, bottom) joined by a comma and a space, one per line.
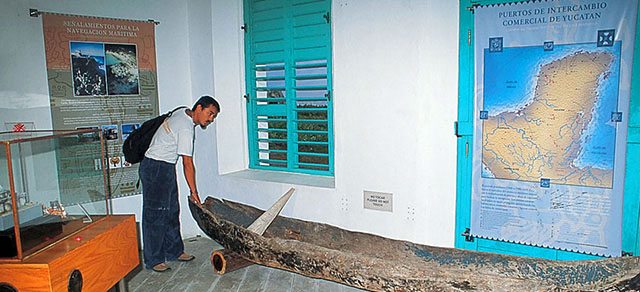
363, 190, 393, 212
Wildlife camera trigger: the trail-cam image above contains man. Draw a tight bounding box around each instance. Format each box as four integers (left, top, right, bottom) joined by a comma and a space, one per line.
139, 95, 220, 272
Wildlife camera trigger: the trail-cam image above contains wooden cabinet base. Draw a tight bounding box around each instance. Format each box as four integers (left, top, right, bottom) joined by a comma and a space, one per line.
0, 215, 139, 292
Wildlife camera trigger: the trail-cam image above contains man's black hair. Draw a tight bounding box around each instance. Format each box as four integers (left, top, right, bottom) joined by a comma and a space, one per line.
192, 95, 220, 112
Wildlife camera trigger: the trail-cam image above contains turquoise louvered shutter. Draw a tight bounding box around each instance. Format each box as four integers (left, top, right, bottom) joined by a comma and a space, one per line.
244, 0, 333, 175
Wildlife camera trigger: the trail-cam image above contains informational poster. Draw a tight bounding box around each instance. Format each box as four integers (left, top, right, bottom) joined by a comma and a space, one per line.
42, 13, 159, 203
472, 0, 637, 256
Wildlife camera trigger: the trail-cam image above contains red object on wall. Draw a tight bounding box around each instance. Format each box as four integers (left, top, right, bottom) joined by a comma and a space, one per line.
12, 123, 25, 132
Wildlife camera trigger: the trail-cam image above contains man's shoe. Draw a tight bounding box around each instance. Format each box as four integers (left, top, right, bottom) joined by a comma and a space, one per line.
152, 262, 171, 272
177, 253, 195, 262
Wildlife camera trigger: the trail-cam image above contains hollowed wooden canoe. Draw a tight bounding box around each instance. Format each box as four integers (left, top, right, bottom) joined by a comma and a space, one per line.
189, 197, 640, 291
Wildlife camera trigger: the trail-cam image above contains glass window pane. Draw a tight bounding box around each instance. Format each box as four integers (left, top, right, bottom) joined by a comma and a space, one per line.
298, 144, 328, 154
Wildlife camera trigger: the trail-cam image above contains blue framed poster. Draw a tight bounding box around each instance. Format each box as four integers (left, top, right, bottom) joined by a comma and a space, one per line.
457, 0, 640, 259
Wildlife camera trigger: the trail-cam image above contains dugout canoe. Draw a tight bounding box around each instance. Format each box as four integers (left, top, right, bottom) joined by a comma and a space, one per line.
189, 197, 640, 291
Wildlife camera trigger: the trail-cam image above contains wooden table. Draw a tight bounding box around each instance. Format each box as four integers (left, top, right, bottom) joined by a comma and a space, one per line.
0, 215, 139, 291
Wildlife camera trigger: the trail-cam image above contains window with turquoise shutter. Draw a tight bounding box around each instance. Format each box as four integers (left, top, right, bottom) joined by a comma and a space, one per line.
244, 0, 333, 176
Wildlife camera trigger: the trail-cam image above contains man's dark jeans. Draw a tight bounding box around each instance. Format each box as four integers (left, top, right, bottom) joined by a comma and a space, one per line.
139, 157, 184, 269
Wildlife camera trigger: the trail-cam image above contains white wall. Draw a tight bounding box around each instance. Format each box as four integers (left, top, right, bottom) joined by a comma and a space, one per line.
210, 0, 460, 247
0, 0, 52, 129
0, 0, 460, 248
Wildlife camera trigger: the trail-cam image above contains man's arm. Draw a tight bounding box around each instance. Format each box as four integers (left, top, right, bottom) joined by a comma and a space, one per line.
182, 155, 201, 205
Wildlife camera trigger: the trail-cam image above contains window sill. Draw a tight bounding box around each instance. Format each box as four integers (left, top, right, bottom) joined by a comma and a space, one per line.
222, 169, 335, 189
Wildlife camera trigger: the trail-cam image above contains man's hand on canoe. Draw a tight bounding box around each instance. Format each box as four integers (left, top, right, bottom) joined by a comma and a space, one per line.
190, 193, 202, 206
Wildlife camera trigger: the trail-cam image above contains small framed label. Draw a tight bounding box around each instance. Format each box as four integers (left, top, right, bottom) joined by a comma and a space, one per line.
543, 41, 554, 51
489, 37, 503, 53
479, 111, 488, 120
611, 112, 623, 122
597, 29, 615, 47
540, 178, 550, 188
363, 191, 393, 212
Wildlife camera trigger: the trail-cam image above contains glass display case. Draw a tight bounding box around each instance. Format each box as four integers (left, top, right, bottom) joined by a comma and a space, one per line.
0, 129, 109, 261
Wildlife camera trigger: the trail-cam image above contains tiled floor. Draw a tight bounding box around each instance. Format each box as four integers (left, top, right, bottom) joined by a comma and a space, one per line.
113, 236, 368, 292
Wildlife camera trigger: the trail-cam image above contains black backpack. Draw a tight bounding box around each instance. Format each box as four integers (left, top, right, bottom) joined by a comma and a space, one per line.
123, 106, 187, 164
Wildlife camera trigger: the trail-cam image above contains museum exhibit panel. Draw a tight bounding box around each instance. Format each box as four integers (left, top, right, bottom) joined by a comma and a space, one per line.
455, 0, 640, 262
0, 129, 138, 292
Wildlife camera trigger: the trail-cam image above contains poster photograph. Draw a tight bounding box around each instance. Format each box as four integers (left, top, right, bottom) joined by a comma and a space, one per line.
471, 0, 638, 256
75, 126, 100, 143
105, 43, 140, 95
121, 123, 139, 139
101, 124, 118, 140
70, 41, 106, 96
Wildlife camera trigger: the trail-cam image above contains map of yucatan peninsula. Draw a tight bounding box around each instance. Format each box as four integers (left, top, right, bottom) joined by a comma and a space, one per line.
482, 44, 620, 188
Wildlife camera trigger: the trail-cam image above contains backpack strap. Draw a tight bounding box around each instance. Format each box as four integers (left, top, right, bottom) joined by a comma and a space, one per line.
168, 106, 188, 117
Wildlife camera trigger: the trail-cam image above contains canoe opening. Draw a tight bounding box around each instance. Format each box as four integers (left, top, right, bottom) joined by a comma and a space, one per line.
211, 250, 226, 274
210, 249, 253, 275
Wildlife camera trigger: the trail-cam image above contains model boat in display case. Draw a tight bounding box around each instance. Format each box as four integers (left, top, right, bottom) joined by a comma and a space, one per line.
0, 129, 139, 292
0, 129, 110, 260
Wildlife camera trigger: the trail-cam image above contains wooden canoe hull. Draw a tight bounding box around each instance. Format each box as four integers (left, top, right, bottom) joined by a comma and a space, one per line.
189, 197, 640, 291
